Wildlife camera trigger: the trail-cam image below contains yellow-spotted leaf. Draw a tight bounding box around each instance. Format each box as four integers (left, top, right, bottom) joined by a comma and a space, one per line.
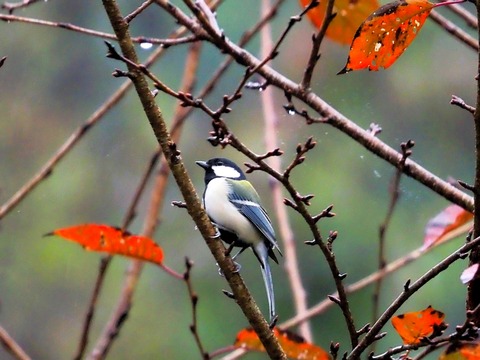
339, 0, 435, 73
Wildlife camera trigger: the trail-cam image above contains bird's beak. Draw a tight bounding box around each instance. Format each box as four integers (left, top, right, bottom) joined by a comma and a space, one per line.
195, 160, 209, 169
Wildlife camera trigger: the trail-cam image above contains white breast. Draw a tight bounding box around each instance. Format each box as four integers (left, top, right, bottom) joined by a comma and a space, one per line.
203, 178, 261, 245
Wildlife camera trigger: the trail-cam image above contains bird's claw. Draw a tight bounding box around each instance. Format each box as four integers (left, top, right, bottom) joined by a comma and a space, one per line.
216, 261, 242, 277
210, 227, 221, 239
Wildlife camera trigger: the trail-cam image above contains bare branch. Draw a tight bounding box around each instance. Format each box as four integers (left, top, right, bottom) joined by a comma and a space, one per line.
348, 235, 480, 359
158, 2, 474, 212
446, 3, 478, 29
99, 1, 287, 357
0, 324, 31, 360
0, 37, 173, 221
429, 10, 478, 51
0, 14, 199, 46
260, 0, 312, 342
184, 257, 210, 359
451, 94, 476, 114
301, 0, 335, 90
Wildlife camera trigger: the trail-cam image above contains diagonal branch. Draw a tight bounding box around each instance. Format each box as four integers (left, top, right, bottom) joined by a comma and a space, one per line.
0, 25, 190, 221
0, 324, 31, 360
348, 235, 480, 359
155, 1, 475, 212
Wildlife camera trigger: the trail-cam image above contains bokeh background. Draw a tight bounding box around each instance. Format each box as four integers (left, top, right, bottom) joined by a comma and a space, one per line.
0, 1, 477, 359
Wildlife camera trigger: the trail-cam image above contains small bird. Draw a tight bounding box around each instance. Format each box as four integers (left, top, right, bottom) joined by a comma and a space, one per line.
196, 157, 282, 321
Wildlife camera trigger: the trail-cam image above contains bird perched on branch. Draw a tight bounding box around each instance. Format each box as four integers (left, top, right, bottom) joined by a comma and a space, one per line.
196, 157, 282, 321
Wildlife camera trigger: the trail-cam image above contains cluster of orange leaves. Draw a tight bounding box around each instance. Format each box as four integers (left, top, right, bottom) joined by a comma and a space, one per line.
300, 0, 451, 72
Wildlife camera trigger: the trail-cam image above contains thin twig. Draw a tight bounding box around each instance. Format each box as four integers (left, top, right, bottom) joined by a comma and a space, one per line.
467, 0, 480, 323
88, 40, 203, 360
371, 140, 414, 353
429, 9, 478, 51
0, 324, 31, 360
184, 257, 210, 359
451, 94, 476, 114
98, 1, 287, 358
0, 14, 198, 46
224, 241, 444, 358
301, 0, 335, 90
124, 0, 154, 23
156, 1, 475, 213
226, 134, 358, 347
259, 0, 312, 343
348, 235, 480, 359
447, 3, 478, 29
0, 26, 189, 221
74, 151, 161, 360
73, 257, 111, 360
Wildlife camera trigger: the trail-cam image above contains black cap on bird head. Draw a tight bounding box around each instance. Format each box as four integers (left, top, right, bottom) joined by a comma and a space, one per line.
196, 158, 247, 184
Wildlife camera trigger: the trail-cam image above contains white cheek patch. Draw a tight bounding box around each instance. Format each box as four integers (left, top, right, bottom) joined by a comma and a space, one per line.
212, 165, 241, 178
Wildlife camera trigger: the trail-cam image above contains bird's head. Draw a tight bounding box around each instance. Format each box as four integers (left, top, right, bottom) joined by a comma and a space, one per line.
196, 158, 247, 183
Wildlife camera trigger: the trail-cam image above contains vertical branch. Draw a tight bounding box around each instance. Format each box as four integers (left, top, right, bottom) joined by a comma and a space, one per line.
300, 0, 335, 90
98, 2, 287, 357
467, 1, 480, 323
371, 141, 413, 352
260, 0, 312, 342
88, 41, 202, 360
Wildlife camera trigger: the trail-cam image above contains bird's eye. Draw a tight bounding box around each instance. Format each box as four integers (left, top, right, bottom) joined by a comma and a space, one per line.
217, 161, 223, 165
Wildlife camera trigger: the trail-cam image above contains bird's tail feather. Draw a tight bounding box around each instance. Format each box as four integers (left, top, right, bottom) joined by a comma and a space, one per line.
254, 243, 276, 321
260, 259, 275, 321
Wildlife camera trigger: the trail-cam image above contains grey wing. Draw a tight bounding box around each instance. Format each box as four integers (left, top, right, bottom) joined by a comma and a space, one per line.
228, 193, 278, 250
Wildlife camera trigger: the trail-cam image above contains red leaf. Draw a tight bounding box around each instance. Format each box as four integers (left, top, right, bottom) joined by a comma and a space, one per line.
339, 0, 435, 73
423, 205, 473, 249
300, 0, 380, 45
391, 306, 446, 345
47, 224, 164, 266
234, 327, 330, 359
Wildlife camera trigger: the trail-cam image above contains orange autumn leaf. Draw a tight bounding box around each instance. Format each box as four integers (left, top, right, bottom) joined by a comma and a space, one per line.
391, 306, 446, 345
423, 205, 473, 249
338, 0, 435, 73
440, 342, 480, 360
234, 327, 330, 360
300, 0, 379, 44
46, 224, 164, 266
460, 343, 480, 360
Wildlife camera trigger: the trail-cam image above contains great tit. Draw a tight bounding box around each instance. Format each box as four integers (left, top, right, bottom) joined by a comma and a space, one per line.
196, 157, 282, 321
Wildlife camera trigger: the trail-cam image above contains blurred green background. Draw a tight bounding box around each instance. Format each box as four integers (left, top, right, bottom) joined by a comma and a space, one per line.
0, 1, 477, 359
